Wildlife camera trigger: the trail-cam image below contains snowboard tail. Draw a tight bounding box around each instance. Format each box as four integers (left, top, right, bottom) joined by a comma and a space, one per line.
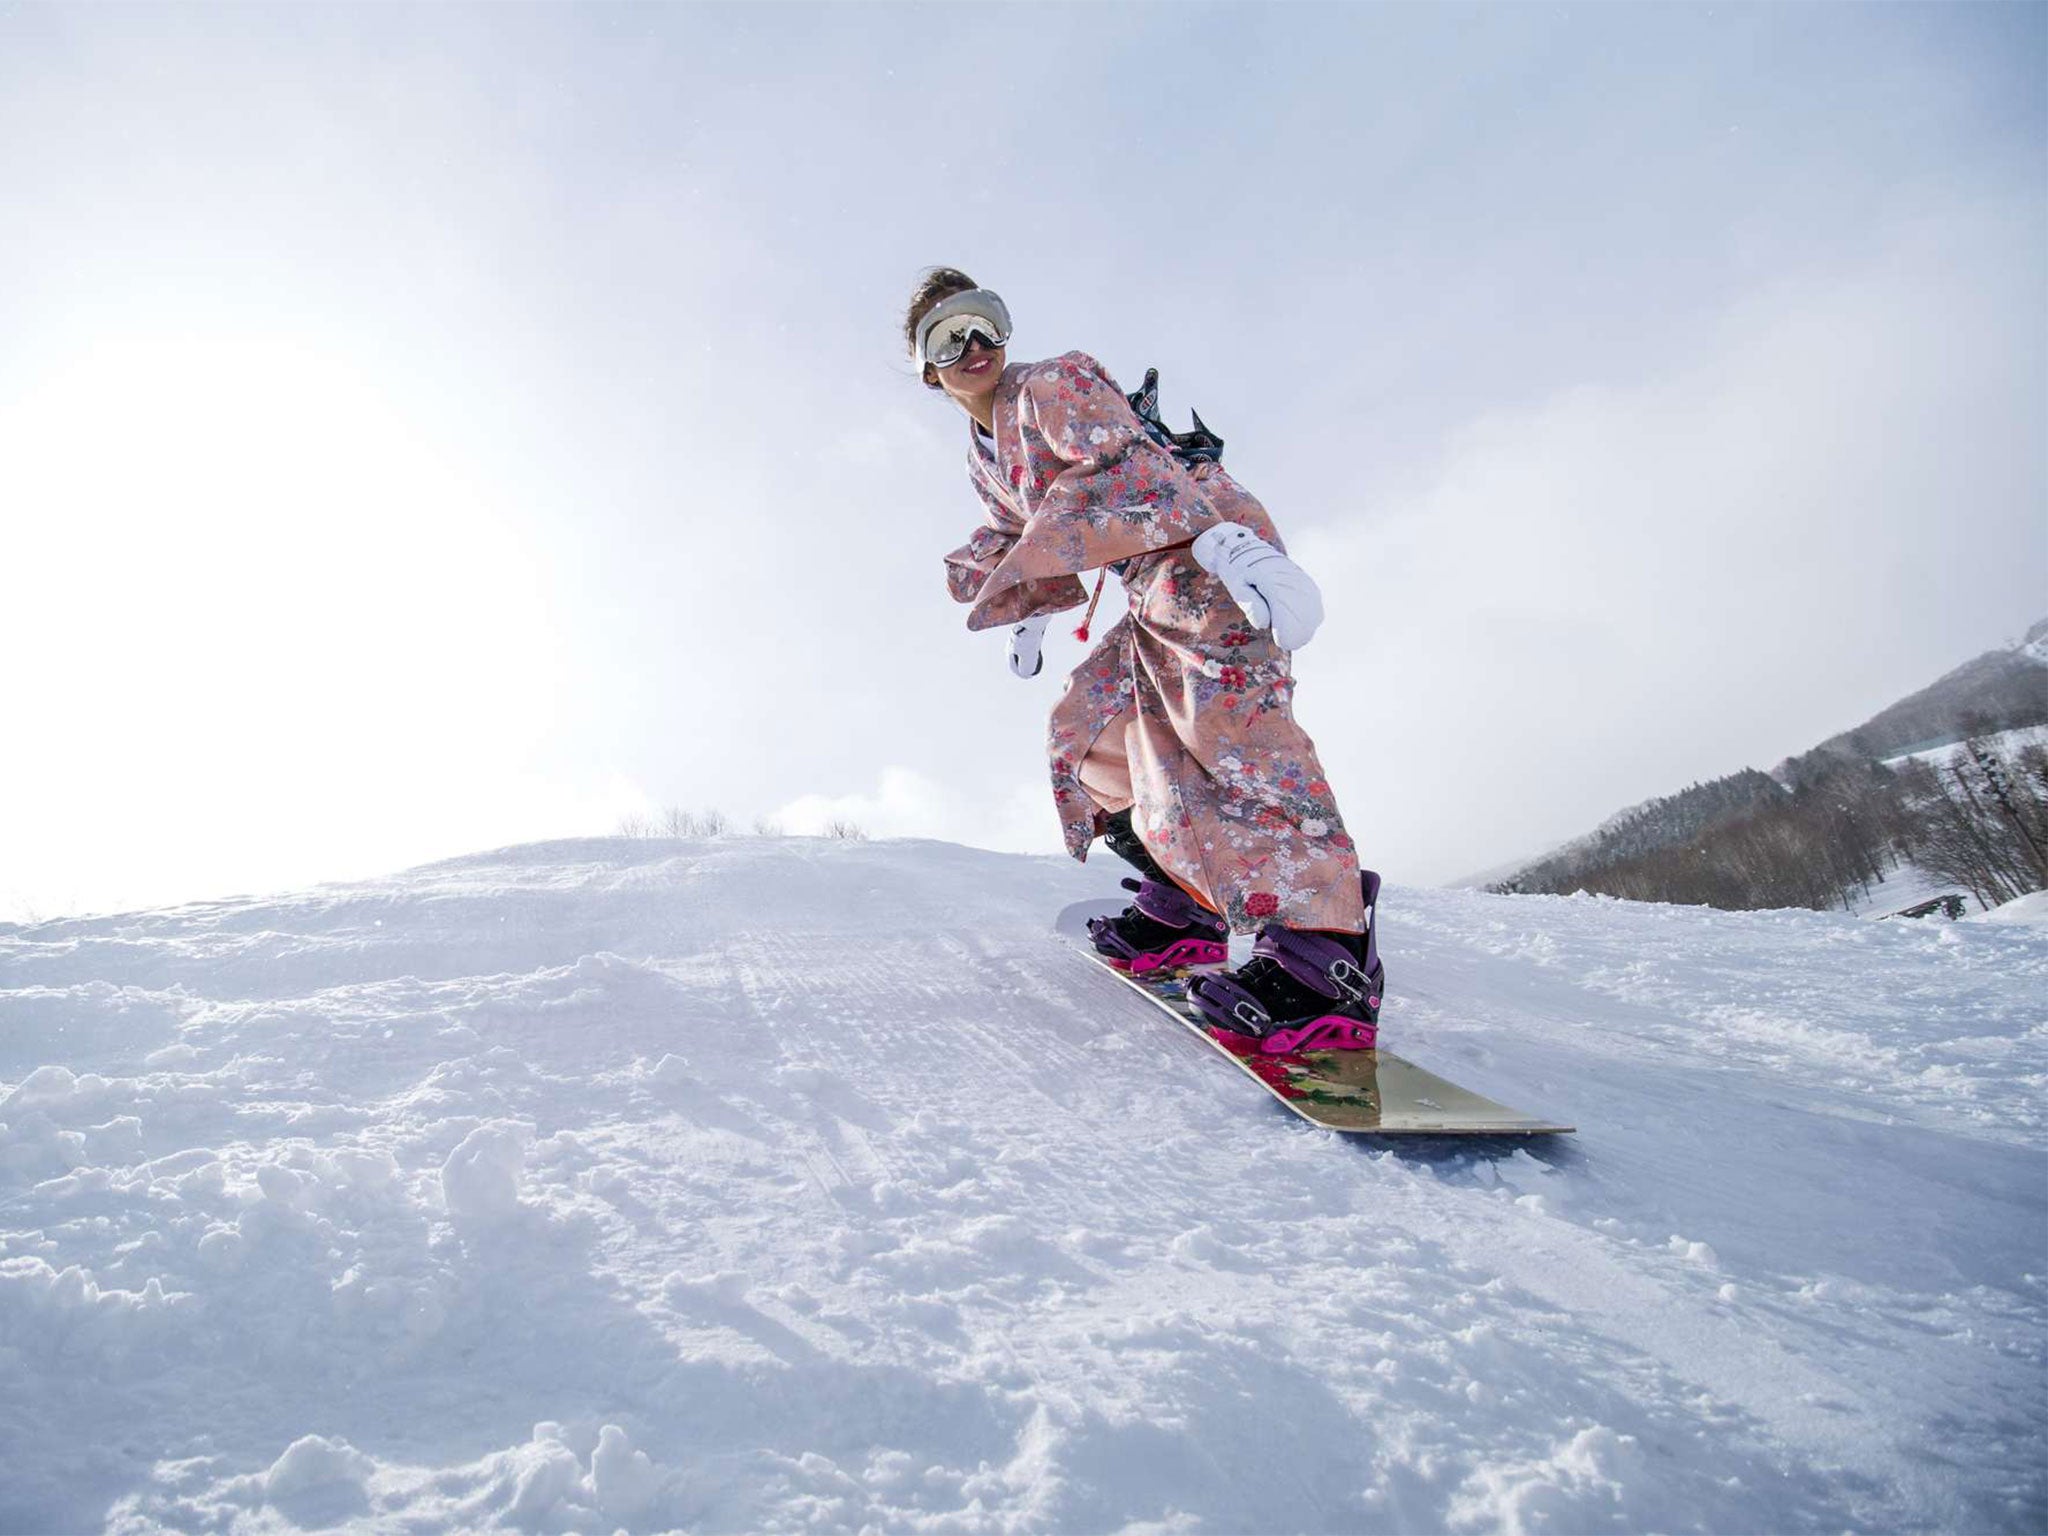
1056, 899, 1573, 1137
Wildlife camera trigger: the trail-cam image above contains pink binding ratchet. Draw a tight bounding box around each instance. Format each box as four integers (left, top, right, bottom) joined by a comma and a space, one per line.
1259, 1015, 1379, 1054
1109, 938, 1228, 975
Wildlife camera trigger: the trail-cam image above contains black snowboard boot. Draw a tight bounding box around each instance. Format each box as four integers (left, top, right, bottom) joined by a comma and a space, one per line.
1087, 810, 1227, 974
1100, 807, 1169, 883
1086, 877, 1229, 974
1186, 871, 1385, 1052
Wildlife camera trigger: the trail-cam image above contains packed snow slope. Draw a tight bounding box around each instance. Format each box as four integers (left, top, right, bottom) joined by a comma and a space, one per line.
2, 837, 2043, 1534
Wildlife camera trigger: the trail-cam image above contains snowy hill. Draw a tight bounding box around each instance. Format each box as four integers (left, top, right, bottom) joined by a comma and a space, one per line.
1477, 621, 2048, 902
1883, 721, 2048, 774
1802, 616, 2048, 767
2, 838, 2044, 1533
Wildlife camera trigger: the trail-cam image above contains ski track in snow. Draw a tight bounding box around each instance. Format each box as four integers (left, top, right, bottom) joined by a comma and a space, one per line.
0, 837, 2042, 1534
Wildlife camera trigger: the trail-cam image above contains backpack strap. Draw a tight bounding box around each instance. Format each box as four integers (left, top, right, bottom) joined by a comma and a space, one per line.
1126, 367, 1225, 466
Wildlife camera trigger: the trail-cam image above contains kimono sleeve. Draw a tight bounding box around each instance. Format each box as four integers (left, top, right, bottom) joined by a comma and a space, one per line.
965, 352, 1222, 630
944, 477, 1088, 630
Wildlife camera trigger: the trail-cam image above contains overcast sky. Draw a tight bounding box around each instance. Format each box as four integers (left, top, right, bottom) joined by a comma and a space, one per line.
2, 1, 2043, 920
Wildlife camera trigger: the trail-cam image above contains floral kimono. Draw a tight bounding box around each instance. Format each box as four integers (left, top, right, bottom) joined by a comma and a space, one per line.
944, 351, 1366, 936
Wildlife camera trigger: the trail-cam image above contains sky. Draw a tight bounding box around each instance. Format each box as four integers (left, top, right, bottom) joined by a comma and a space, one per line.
1, 1, 2043, 920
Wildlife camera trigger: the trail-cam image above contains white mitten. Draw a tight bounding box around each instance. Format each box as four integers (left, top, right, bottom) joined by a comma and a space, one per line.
1007, 612, 1053, 679
1190, 522, 1324, 651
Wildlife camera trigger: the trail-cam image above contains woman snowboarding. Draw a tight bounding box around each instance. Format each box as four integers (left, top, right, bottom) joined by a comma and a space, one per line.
908, 268, 1385, 1050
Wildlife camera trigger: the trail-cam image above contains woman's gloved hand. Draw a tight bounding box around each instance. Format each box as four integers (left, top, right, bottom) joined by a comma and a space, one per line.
1007, 612, 1053, 679
1190, 522, 1324, 651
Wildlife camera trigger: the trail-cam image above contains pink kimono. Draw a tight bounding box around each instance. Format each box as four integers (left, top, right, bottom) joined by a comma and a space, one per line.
945, 351, 1367, 936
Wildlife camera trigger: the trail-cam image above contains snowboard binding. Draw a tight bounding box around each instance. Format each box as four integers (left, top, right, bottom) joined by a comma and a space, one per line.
1086, 877, 1229, 975
1187, 872, 1385, 1053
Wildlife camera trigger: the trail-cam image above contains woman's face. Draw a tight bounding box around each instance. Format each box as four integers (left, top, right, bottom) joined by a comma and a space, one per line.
930, 333, 1005, 413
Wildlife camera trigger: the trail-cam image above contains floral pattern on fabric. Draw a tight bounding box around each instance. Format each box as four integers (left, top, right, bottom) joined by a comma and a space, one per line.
943, 352, 1365, 936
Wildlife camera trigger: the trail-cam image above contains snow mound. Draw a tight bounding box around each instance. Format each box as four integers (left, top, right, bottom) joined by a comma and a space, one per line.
1974, 889, 2048, 926
3, 836, 2043, 1533
440, 1119, 534, 1223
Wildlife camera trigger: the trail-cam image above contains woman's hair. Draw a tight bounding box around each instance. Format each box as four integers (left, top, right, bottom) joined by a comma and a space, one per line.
904, 266, 979, 388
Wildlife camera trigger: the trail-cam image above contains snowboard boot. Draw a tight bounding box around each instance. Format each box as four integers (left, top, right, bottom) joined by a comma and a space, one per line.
1086, 877, 1229, 974
1100, 807, 1169, 884
1186, 871, 1385, 1053
1087, 810, 1228, 973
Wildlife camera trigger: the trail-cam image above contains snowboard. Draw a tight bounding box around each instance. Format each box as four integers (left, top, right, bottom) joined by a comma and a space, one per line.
1056, 899, 1573, 1137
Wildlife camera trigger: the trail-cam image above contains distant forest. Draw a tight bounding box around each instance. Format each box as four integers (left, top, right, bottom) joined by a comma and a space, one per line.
1491, 733, 2048, 913
1492, 633, 2048, 913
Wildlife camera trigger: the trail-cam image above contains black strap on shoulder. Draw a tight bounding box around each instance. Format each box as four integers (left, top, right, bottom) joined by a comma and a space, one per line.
1126, 367, 1224, 466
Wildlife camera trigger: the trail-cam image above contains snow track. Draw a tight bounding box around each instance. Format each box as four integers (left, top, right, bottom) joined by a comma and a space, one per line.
1, 838, 2042, 1532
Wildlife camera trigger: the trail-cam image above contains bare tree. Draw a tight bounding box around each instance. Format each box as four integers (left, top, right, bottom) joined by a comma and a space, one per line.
653, 807, 733, 838
1896, 754, 2034, 910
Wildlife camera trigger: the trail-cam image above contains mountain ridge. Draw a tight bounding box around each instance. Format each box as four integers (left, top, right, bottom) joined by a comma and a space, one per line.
1478, 620, 2048, 904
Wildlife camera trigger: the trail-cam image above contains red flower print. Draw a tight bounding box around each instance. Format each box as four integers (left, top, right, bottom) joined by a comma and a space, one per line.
1010, 465, 1025, 487
1220, 666, 1247, 690
1246, 892, 1280, 918
1309, 781, 1329, 795
1221, 695, 1239, 709
1211, 1032, 1306, 1094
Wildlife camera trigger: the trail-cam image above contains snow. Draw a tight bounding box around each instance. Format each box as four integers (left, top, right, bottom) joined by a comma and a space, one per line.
1883, 722, 2048, 772
1, 836, 2043, 1533
1975, 889, 2048, 927
1839, 855, 1984, 919
1846, 725, 2048, 918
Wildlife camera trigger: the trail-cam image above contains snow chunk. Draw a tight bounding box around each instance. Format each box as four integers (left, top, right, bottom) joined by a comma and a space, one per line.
0, 1107, 87, 1185
227, 1433, 378, 1527
648, 1052, 693, 1085
663, 1269, 751, 1308
2, 1065, 91, 1109
1667, 1235, 1719, 1268
440, 1120, 534, 1223
0, 1256, 193, 1362
507, 1432, 586, 1525
1450, 1422, 1647, 1534
590, 1423, 660, 1518
255, 1161, 319, 1210
1495, 1148, 1560, 1195
263, 1433, 374, 1501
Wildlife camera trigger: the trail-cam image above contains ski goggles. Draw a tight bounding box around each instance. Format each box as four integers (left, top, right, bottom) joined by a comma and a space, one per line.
915, 288, 1013, 370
